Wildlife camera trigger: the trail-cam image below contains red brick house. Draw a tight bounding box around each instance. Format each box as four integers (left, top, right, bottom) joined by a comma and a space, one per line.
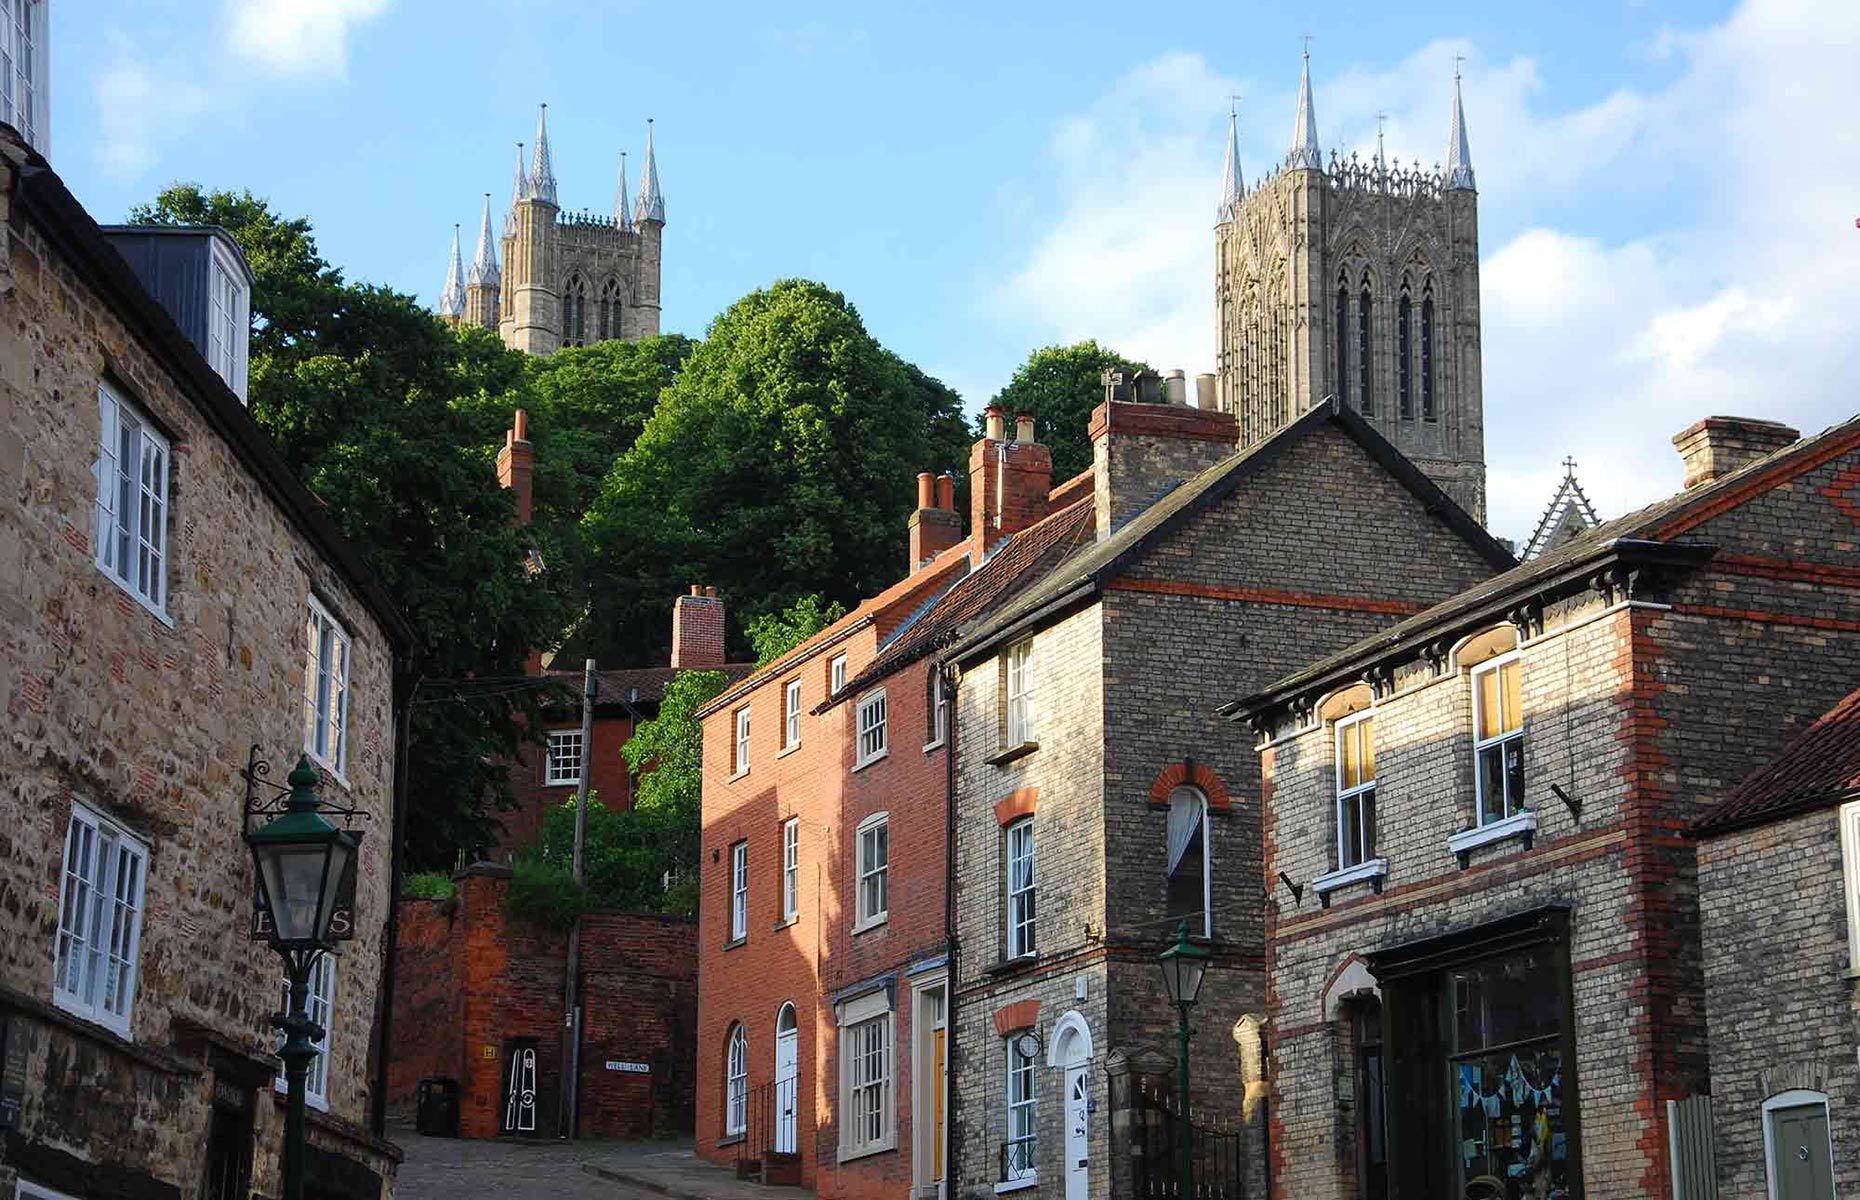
1227, 413, 1860, 1199
694, 409, 1093, 1198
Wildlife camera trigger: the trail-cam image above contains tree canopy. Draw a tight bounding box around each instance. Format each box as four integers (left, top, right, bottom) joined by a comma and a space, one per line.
747, 594, 848, 667
987, 340, 1150, 483
581, 280, 971, 663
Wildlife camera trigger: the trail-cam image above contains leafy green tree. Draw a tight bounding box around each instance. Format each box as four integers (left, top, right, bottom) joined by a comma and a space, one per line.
988, 340, 1150, 482
132, 185, 569, 866
746, 594, 847, 667
582, 280, 971, 663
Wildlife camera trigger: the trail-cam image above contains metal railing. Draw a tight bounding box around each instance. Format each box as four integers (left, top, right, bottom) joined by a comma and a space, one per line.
733, 1083, 776, 1178
999, 1135, 1037, 1184
1125, 1075, 1247, 1199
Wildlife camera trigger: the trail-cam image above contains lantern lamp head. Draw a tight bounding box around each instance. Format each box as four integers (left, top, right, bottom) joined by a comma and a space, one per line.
248, 755, 356, 950
1157, 920, 1211, 1010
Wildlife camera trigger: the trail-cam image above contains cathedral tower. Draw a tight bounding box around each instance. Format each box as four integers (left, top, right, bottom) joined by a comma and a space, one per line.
1216, 56, 1487, 519
439, 105, 665, 356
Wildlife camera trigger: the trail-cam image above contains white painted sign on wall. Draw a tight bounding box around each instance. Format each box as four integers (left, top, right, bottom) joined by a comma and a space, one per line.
605, 1060, 651, 1073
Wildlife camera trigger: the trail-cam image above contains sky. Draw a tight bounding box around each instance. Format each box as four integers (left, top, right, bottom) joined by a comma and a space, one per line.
57, 0, 1860, 544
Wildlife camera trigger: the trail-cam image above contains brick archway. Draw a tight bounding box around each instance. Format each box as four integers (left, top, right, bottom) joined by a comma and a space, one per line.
1147, 760, 1230, 810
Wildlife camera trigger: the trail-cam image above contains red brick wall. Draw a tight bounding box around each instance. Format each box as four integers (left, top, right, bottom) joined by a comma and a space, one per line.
387, 867, 696, 1141
672, 591, 728, 669
496, 713, 637, 857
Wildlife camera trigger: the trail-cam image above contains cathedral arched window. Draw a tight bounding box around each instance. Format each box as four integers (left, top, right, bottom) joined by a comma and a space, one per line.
1335, 282, 1351, 408
1357, 278, 1374, 416
1398, 286, 1414, 420
599, 279, 622, 341
563, 275, 588, 347
1421, 284, 1437, 422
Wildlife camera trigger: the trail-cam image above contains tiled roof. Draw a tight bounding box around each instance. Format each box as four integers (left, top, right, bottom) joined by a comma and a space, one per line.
539, 662, 757, 713
1228, 413, 1860, 716
822, 498, 1095, 710
1693, 686, 1860, 836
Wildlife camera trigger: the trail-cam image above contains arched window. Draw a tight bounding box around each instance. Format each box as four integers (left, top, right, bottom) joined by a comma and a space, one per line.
1165, 785, 1210, 937
1358, 277, 1374, 416
1398, 287, 1414, 420
562, 275, 588, 347
725, 1022, 748, 1135
599, 279, 622, 341
773, 1004, 799, 1154
1421, 284, 1436, 422
1335, 282, 1351, 407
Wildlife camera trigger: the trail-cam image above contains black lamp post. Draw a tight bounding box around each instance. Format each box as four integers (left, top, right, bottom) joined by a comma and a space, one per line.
1157, 920, 1211, 1196
248, 756, 356, 1200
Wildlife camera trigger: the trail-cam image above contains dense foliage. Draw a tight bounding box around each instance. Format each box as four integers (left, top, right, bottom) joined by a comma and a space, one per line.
747, 594, 848, 667
987, 340, 1149, 482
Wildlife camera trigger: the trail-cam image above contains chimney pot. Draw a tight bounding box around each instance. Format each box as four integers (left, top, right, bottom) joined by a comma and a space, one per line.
513, 408, 530, 443
936, 473, 955, 511
706, 586, 717, 598
690, 584, 701, 596
1195, 373, 1218, 410
1163, 370, 1188, 406
985, 407, 1007, 441
1135, 370, 1163, 405
1672, 416, 1800, 489
916, 471, 936, 509
1102, 369, 1131, 405
1015, 413, 1037, 443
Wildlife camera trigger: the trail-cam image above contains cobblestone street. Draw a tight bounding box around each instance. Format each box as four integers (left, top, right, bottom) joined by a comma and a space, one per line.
391, 1126, 809, 1200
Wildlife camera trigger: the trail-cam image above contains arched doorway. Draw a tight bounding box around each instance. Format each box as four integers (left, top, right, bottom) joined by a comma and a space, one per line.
774, 1003, 799, 1154
1048, 1011, 1094, 1200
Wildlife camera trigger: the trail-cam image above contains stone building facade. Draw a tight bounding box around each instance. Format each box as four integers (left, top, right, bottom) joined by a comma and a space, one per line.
0, 126, 409, 1199
1693, 685, 1860, 1198
1228, 413, 1860, 1199
1215, 59, 1486, 519
940, 381, 1512, 1200
437, 106, 664, 356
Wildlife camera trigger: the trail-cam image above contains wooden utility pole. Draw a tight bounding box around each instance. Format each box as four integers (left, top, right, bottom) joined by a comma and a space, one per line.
559, 659, 596, 1138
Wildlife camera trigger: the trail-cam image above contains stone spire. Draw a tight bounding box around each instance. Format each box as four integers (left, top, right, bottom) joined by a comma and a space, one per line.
614, 150, 635, 232
529, 104, 558, 206
438, 224, 465, 318
468, 194, 499, 287
1217, 106, 1243, 223
634, 119, 665, 225
1289, 49, 1322, 171
1446, 65, 1476, 191
505, 143, 526, 236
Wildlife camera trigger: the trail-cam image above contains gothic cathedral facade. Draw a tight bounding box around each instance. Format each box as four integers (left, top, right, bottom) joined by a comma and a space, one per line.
1215, 58, 1487, 520
438, 105, 664, 356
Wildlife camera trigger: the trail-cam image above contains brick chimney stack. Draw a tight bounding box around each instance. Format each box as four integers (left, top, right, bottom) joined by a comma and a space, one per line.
1091, 368, 1238, 539
496, 408, 536, 525
969, 405, 1054, 560
1672, 416, 1800, 489
671, 585, 727, 669
908, 470, 963, 572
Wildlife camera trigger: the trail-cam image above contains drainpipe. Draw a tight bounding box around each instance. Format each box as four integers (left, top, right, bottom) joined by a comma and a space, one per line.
370, 659, 416, 1136
942, 660, 962, 1199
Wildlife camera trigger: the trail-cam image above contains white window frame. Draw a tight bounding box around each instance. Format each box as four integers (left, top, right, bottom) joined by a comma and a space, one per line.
304, 596, 352, 778
734, 707, 752, 775
855, 812, 889, 931
729, 841, 748, 942
725, 1023, 748, 1136
1761, 1089, 1836, 1200
1471, 654, 1525, 826
1005, 641, 1033, 747
1006, 817, 1036, 960
837, 989, 895, 1159
856, 689, 889, 768
1335, 712, 1377, 870
784, 679, 802, 750
207, 238, 251, 402
781, 817, 800, 922
17, 1182, 80, 1200
52, 801, 149, 1040
93, 381, 171, 620
926, 669, 949, 751
831, 654, 848, 695
1841, 800, 1860, 974
544, 728, 584, 788
1003, 1033, 1038, 1184
1166, 785, 1213, 939
0, 0, 48, 156
275, 952, 336, 1110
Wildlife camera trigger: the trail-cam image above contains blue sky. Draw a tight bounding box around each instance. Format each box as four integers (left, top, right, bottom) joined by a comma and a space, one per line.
60, 0, 1860, 542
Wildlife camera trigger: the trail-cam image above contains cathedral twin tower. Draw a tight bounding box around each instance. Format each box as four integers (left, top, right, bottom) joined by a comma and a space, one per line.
438, 105, 664, 357
1216, 56, 1487, 520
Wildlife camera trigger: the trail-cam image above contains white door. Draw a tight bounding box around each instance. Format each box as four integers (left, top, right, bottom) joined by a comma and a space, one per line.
774, 1009, 799, 1154
1064, 1064, 1089, 1200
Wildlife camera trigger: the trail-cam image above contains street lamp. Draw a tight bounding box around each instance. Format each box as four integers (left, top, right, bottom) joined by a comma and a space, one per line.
1157, 920, 1211, 1196
248, 755, 356, 1200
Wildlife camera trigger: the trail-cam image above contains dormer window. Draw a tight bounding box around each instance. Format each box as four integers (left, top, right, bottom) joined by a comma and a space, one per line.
207, 237, 251, 403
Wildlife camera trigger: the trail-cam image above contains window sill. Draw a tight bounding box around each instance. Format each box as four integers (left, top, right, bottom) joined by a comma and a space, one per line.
852, 914, 889, 936
995, 1175, 1038, 1194
542, 779, 581, 789
723, 936, 747, 952
718, 1133, 745, 1149
777, 742, 802, 759
838, 1138, 897, 1164
1448, 809, 1538, 867
986, 953, 1040, 977
730, 768, 751, 782
1312, 858, 1388, 906
923, 737, 946, 754
775, 915, 799, 930
273, 1077, 331, 1113
853, 749, 890, 774
987, 741, 1039, 767
305, 750, 351, 791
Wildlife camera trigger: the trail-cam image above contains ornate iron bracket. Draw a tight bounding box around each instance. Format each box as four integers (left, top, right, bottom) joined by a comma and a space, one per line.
242, 744, 371, 835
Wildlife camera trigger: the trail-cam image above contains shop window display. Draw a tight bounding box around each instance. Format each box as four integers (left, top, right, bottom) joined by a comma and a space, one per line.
1449, 948, 1572, 1200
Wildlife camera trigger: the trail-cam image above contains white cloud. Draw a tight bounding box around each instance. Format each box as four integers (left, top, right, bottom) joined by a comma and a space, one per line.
226, 0, 391, 78
994, 0, 1860, 544
93, 47, 210, 180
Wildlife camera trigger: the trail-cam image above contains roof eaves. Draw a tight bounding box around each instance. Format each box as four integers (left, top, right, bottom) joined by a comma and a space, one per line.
1691, 784, 1860, 839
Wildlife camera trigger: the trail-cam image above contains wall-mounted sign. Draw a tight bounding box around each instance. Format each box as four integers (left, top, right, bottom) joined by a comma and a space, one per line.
249, 832, 363, 942
0, 1017, 26, 1129
482, 1045, 497, 1060
605, 1061, 651, 1074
